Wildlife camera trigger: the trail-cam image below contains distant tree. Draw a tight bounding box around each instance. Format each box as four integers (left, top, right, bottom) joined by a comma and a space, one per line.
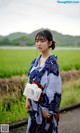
0, 37, 11, 45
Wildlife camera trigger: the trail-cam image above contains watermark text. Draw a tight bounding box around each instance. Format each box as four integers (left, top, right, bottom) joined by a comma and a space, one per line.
57, 0, 80, 4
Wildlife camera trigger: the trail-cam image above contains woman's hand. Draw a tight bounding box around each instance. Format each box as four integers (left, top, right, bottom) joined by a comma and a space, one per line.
26, 99, 31, 110
41, 109, 51, 119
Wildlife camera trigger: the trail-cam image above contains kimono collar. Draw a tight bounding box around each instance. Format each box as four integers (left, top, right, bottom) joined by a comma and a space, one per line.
34, 55, 57, 67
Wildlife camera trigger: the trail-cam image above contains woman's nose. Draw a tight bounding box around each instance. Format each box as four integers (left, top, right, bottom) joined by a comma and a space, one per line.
37, 41, 41, 45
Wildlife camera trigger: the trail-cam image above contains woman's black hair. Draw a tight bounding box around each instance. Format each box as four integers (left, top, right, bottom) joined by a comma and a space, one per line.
35, 29, 56, 50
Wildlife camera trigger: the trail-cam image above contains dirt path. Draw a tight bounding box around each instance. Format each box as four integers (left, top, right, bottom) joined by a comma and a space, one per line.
59, 108, 80, 133
9, 108, 80, 133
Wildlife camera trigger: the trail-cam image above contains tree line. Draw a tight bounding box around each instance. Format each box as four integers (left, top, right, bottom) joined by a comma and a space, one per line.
0, 29, 80, 47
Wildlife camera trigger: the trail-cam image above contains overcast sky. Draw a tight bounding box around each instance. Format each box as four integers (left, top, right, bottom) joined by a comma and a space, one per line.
0, 0, 80, 36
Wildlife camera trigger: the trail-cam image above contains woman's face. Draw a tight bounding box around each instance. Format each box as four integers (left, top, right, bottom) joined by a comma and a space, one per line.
35, 36, 50, 53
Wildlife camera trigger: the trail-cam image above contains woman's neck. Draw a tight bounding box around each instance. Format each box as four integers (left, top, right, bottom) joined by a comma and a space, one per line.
39, 50, 52, 67
41, 50, 51, 58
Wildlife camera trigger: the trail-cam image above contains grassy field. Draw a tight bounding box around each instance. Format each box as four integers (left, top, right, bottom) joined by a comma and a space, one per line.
0, 78, 80, 124
0, 49, 80, 78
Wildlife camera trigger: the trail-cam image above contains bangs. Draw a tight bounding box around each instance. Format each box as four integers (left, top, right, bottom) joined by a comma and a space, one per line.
35, 32, 47, 41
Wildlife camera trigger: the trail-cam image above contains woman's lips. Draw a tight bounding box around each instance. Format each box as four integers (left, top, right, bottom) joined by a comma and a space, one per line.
37, 47, 42, 50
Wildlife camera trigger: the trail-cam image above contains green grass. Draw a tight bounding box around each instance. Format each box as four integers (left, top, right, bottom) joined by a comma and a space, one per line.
0, 49, 80, 78
0, 49, 37, 77
0, 78, 80, 124
55, 50, 80, 71
60, 79, 80, 108
0, 96, 27, 124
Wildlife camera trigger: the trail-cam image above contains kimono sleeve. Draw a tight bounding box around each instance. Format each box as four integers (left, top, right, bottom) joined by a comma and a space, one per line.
46, 58, 61, 113
40, 57, 62, 114
47, 73, 61, 113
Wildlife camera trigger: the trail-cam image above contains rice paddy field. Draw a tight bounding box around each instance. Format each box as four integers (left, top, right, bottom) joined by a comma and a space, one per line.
0, 49, 80, 78
0, 48, 80, 124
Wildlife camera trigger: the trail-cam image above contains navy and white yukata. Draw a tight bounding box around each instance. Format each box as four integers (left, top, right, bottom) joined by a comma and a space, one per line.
26, 55, 62, 133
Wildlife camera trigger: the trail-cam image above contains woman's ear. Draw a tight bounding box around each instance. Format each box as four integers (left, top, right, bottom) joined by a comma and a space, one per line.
48, 41, 52, 47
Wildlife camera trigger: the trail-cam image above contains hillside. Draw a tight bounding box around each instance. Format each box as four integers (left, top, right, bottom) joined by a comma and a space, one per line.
0, 28, 80, 47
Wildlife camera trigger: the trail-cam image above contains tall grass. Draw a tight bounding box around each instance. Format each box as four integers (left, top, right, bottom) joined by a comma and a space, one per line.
60, 78, 80, 108
0, 49, 80, 78
0, 96, 27, 124
0, 78, 80, 124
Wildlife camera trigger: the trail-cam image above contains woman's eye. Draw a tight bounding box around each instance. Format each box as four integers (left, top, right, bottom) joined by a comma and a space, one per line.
35, 40, 38, 42
41, 40, 44, 42
40, 39, 46, 42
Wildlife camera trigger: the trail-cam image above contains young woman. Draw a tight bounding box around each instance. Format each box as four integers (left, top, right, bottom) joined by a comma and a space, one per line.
25, 30, 62, 133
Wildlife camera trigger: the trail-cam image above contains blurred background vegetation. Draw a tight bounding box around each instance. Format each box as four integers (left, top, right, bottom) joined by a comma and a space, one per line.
0, 28, 80, 47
